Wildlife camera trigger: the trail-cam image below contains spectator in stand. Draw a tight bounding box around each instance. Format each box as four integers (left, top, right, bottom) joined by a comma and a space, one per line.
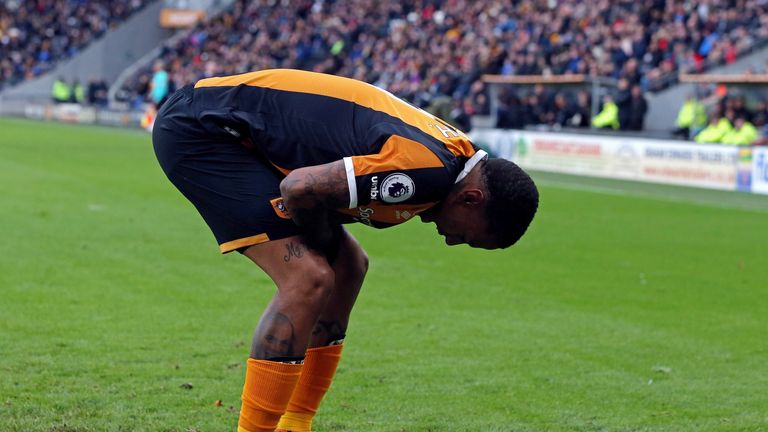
728, 96, 752, 123
522, 93, 546, 126
426, 96, 454, 126
752, 114, 768, 145
495, 91, 524, 130
619, 58, 642, 87
469, 81, 490, 115
532, 84, 554, 118
568, 90, 592, 128
131, 74, 151, 111
87, 77, 109, 107
626, 85, 648, 131
615, 78, 632, 130
552, 93, 573, 128
452, 99, 474, 132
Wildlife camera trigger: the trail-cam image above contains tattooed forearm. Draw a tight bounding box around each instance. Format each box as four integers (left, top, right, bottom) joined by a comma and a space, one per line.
283, 241, 305, 262
280, 160, 350, 214
280, 160, 349, 256
303, 173, 317, 195
311, 319, 346, 346
252, 312, 298, 359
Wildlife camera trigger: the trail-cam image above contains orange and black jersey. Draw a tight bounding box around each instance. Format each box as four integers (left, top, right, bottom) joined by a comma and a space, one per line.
191, 69, 486, 228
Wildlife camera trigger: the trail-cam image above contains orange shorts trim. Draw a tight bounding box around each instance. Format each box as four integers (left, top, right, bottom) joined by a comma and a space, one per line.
219, 233, 270, 253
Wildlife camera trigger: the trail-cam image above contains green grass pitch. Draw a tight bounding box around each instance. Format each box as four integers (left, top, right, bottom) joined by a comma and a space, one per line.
1, 117, 767, 431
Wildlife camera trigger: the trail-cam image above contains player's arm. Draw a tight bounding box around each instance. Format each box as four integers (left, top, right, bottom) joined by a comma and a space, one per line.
279, 160, 349, 257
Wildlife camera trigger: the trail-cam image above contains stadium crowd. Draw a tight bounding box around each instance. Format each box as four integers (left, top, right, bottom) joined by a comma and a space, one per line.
4, 0, 768, 138
121, 0, 768, 131
0, 0, 150, 90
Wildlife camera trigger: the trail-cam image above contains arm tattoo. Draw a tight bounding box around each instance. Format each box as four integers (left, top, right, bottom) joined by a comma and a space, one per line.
282, 161, 349, 212
253, 312, 297, 359
280, 160, 349, 254
316, 163, 349, 209
311, 319, 346, 346
303, 173, 317, 196
283, 241, 305, 262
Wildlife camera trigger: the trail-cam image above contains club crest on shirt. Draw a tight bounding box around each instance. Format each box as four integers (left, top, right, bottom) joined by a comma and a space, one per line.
380, 173, 415, 203
270, 197, 291, 219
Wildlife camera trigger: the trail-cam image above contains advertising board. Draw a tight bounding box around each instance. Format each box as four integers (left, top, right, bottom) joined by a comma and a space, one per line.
160, 9, 205, 28
751, 146, 768, 195
19, 103, 142, 127
470, 129, 740, 191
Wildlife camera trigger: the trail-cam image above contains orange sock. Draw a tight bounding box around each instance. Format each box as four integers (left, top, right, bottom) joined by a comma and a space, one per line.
276, 344, 344, 432
238, 359, 303, 432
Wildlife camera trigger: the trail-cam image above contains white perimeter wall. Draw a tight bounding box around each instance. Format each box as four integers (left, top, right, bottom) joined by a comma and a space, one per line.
469, 128, 766, 195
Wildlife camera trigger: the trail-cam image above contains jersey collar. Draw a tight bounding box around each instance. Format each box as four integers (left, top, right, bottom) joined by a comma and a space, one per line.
454, 149, 489, 184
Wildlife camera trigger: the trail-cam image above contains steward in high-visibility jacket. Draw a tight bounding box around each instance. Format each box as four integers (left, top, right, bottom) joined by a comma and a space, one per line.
721, 119, 758, 146
592, 96, 619, 130
695, 117, 732, 144
676, 98, 707, 131
72, 80, 86, 104
52, 78, 71, 103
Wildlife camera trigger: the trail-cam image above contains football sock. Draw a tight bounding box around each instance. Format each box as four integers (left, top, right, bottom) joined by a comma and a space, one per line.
276, 343, 344, 432
237, 358, 303, 432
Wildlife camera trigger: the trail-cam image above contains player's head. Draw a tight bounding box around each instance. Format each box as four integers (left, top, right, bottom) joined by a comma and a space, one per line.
480, 158, 539, 248
420, 157, 538, 249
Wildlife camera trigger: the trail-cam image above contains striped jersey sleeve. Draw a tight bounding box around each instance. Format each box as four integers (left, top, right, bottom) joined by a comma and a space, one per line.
341, 134, 453, 209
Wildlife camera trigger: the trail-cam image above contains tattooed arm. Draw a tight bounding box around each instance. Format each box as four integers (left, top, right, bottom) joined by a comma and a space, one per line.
279, 160, 349, 258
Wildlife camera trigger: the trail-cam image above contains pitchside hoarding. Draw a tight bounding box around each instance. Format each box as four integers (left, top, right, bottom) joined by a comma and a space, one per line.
470, 129, 753, 192
752, 147, 768, 195
19, 103, 142, 127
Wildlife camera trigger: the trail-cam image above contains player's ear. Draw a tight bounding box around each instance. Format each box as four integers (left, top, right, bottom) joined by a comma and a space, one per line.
459, 189, 485, 206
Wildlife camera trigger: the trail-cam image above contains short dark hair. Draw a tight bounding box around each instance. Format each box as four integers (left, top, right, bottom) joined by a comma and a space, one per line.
480, 158, 539, 248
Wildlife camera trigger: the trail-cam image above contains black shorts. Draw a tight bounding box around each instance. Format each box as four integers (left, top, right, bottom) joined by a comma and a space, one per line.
152, 85, 299, 253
